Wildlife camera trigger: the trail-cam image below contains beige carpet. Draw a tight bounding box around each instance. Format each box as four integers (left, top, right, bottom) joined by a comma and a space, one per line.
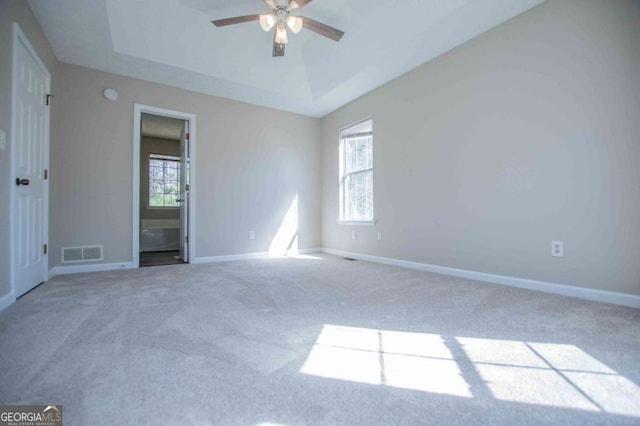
0, 254, 639, 425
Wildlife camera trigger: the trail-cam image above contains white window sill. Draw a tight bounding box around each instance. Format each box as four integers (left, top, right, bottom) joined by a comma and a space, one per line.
337, 220, 376, 226
147, 206, 180, 210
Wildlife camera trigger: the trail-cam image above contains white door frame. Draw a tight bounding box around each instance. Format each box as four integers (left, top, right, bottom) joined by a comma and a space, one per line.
178, 122, 189, 262
10, 23, 51, 301
133, 104, 196, 268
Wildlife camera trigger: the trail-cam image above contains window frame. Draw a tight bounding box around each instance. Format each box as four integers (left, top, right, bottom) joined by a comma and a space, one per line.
338, 118, 375, 225
148, 152, 181, 209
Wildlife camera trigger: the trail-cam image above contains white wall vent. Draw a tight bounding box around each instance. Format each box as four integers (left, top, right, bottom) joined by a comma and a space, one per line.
61, 245, 104, 263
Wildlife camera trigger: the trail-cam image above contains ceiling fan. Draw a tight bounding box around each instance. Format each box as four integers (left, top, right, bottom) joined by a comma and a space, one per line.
212, 0, 345, 57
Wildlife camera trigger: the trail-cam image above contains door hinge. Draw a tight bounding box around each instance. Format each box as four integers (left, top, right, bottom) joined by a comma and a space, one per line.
44, 169, 48, 180
185, 133, 190, 140
45, 94, 54, 106
43, 244, 48, 255
185, 236, 189, 243
185, 184, 189, 191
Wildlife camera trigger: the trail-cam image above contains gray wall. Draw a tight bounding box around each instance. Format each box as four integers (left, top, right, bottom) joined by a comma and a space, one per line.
50, 63, 321, 267
321, 0, 640, 296
140, 136, 180, 221
0, 0, 58, 300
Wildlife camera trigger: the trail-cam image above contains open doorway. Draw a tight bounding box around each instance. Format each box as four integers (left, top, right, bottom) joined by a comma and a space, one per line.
133, 105, 196, 268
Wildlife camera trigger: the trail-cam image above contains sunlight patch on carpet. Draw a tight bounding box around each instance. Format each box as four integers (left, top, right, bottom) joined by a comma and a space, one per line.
301, 325, 640, 417
458, 337, 640, 416
300, 325, 472, 397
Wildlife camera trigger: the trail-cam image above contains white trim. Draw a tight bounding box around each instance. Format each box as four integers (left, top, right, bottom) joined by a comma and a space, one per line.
147, 152, 181, 209
339, 117, 375, 224
337, 220, 377, 226
35, 247, 640, 309
298, 248, 323, 255
49, 262, 135, 277
44, 249, 323, 276
10, 23, 51, 299
0, 292, 16, 313
193, 248, 322, 264
339, 116, 374, 135
133, 104, 196, 268
321, 248, 640, 309
194, 252, 271, 264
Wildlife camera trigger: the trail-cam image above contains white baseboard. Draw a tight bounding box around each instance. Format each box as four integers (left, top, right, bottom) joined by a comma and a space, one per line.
194, 248, 322, 264
321, 248, 640, 309
41, 247, 637, 309
0, 291, 16, 313
298, 248, 323, 255
49, 262, 135, 277
194, 252, 270, 264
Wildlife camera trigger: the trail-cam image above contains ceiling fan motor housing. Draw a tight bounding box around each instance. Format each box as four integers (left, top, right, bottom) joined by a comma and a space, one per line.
275, 8, 289, 24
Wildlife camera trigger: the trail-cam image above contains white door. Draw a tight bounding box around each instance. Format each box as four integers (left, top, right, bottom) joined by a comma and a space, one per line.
13, 25, 50, 297
179, 121, 189, 262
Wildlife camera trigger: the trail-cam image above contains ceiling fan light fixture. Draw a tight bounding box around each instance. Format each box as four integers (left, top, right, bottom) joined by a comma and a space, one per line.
287, 16, 303, 34
212, 0, 344, 57
275, 23, 288, 44
259, 14, 276, 31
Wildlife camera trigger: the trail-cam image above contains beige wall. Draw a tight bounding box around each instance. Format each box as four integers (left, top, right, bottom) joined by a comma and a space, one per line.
321, 0, 640, 296
50, 63, 321, 267
140, 136, 180, 221
2, 0, 637, 302
0, 0, 58, 300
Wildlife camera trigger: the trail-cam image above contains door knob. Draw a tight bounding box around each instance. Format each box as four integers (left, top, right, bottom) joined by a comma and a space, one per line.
16, 178, 30, 186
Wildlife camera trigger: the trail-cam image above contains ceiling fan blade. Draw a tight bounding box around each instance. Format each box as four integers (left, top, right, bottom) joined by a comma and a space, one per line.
300, 17, 344, 42
212, 14, 261, 27
289, 0, 312, 10
273, 31, 285, 57
263, 0, 276, 8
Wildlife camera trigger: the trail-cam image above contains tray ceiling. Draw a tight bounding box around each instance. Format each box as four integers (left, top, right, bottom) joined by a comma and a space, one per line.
27, 0, 544, 117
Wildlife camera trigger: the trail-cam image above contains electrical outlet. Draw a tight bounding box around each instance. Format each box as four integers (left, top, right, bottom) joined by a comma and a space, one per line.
351, 230, 357, 240
551, 241, 563, 257
248, 231, 255, 240
377, 231, 383, 241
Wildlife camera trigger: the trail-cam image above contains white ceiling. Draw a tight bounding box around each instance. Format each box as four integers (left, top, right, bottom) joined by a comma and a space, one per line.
27, 0, 543, 117
141, 113, 184, 140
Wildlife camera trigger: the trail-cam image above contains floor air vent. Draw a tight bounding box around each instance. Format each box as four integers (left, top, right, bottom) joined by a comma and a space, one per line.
61, 245, 104, 263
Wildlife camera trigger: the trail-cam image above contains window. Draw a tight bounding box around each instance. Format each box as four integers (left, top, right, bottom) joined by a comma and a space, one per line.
149, 153, 180, 208
339, 118, 374, 222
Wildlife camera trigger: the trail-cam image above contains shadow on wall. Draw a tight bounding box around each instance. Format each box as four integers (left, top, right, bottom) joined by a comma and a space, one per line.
269, 195, 299, 257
